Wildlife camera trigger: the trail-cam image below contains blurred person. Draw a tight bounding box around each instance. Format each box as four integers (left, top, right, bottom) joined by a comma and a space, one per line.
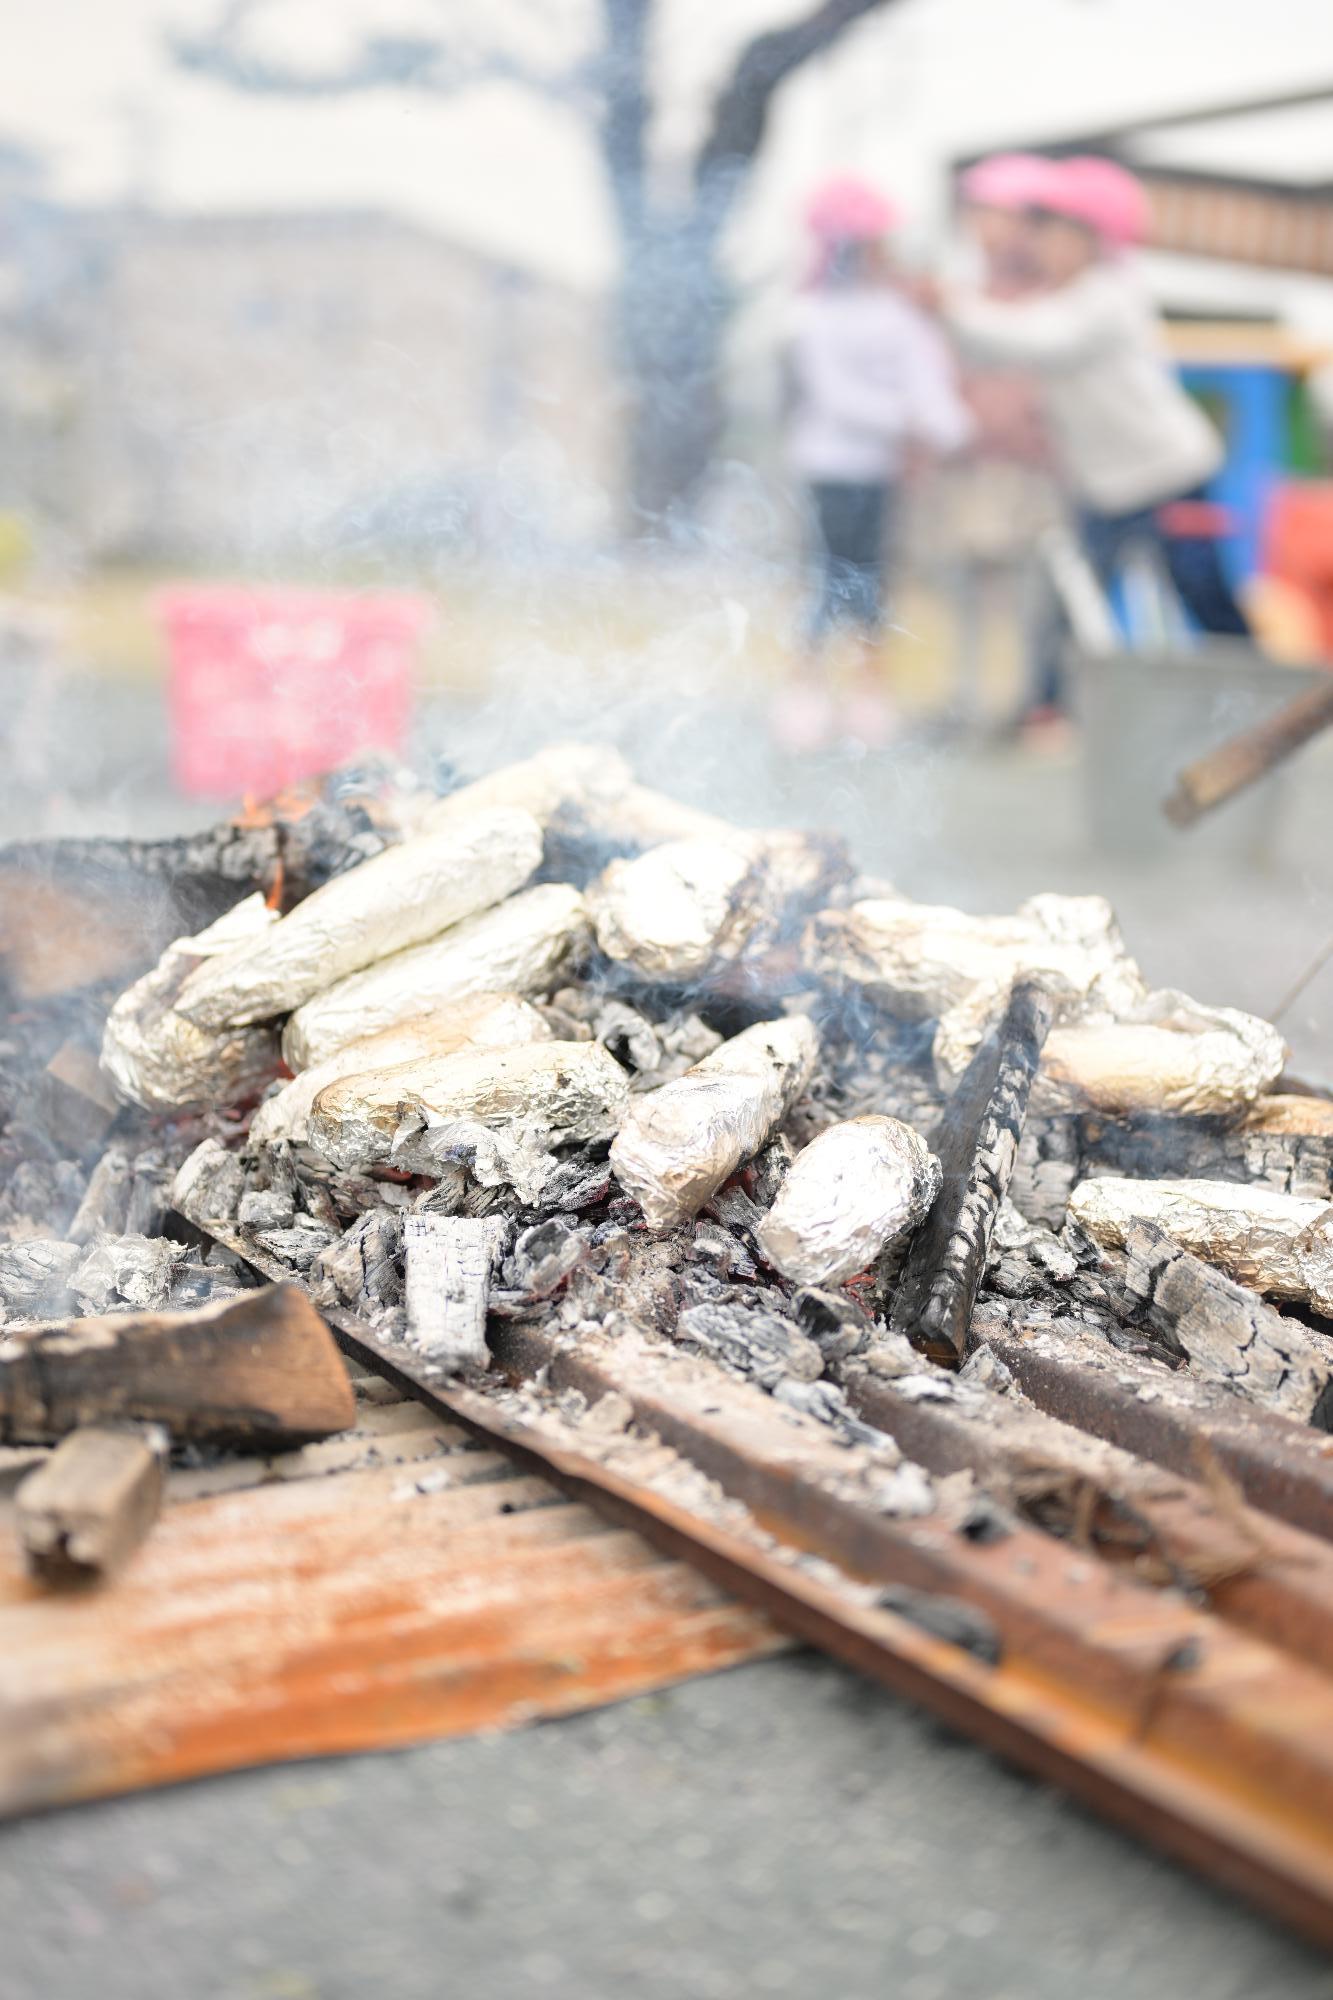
956, 152, 1055, 298
944, 155, 1064, 733
779, 175, 973, 753
943, 156, 1249, 728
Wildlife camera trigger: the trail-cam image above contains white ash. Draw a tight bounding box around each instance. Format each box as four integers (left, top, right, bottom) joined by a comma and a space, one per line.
756, 1116, 940, 1289
69, 1234, 186, 1314
1068, 1176, 1333, 1318
101, 894, 282, 1114
174, 808, 542, 1030
611, 1016, 819, 1231
0, 1239, 83, 1320
251, 993, 551, 1146
237, 1189, 295, 1230
282, 883, 591, 1072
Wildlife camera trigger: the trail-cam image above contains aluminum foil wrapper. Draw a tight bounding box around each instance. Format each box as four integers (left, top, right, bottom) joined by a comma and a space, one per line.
610, 1015, 819, 1231
282, 884, 591, 1072
101, 895, 282, 1113
756, 1116, 940, 1288
813, 893, 1145, 1082
174, 806, 542, 1029
1033, 990, 1286, 1119
307, 1039, 631, 1176
422, 741, 731, 852
1068, 1175, 1333, 1317
589, 835, 755, 980
589, 830, 847, 983
250, 993, 550, 1146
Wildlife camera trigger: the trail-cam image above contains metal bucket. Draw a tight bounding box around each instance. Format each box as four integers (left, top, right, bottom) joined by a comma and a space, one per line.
1071, 641, 1324, 866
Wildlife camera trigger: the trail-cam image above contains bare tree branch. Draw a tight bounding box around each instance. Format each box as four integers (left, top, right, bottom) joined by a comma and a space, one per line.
169, 4, 589, 103
695, 0, 896, 207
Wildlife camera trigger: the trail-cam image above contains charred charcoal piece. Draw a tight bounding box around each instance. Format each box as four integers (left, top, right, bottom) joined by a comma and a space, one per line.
69, 1234, 186, 1315
1115, 1219, 1332, 1421
676, 1299, 824, 1388
611, 1017, 819, 1231
877, 1585, 1003, 1665
175, 809, 542, 1029
793, 1287, 877, 1365
403, 1214, 506, 1371
757, 1116, 939, 1289
66, 1149, 133, 1246
309, 1208, 404, 1317
891, 981, 1054, 1365
283, 885, 591, 1072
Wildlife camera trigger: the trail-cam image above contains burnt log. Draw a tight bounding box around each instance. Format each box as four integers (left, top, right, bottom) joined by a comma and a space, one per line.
0, 1283, 356, 1446
890, 980, 1054, 1364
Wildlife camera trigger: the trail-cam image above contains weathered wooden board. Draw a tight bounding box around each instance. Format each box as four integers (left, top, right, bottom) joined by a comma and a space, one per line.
0, 1379, 783, 1818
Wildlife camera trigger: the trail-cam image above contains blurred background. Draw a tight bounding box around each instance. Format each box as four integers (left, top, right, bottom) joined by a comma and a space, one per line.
4, 0, 1333, 1070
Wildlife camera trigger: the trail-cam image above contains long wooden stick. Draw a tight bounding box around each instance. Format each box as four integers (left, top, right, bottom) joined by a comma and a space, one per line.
1164, 678, 1333, 827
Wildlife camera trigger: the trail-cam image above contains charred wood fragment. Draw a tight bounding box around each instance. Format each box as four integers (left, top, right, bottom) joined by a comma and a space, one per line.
890, 980, 1054, 1365
402, 1214, 506, 1372
0, 1283, 356, 1447
15, 1423, 167, 1583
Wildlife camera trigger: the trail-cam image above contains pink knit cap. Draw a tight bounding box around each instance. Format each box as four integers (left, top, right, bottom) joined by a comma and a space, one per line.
1039, 156, 1151, 246
958, 153, 1062, 211
805, 175, 901, 240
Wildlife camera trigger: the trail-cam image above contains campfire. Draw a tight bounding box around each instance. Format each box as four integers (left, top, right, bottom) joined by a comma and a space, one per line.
5, 740, 1333, 1939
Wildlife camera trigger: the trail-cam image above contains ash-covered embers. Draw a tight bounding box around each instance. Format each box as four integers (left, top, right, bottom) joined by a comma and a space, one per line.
3, 737, 1333, 1495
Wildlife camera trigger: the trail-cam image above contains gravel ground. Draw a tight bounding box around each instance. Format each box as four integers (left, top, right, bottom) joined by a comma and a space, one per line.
4, 1657, 1332, 2000
4, 638, 1333, 1992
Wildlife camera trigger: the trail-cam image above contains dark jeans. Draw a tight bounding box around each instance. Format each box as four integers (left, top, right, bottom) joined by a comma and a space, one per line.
1080, 492, 1250, 637
806, 480, 896, 643
1029, 484, 1251, 712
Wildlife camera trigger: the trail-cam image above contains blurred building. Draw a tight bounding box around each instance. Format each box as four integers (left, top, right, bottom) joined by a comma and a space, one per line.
0, 200, 616, 568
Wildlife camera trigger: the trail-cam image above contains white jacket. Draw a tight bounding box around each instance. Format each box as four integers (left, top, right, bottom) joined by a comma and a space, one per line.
946, 265, 1222, 515
786, 286, 973, 484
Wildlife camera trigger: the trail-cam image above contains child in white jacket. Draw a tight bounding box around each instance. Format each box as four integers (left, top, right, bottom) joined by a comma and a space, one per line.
780, 177, 973, 751
945, 156, 1248, 648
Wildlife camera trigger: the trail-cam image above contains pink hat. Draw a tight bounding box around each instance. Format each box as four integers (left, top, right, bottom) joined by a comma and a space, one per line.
1039, 156, 1150, 246
958, 153, 1062, 212
805, 175, 900, 240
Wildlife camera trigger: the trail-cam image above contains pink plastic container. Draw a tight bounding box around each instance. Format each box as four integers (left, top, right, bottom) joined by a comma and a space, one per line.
157, 585, 430, 799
